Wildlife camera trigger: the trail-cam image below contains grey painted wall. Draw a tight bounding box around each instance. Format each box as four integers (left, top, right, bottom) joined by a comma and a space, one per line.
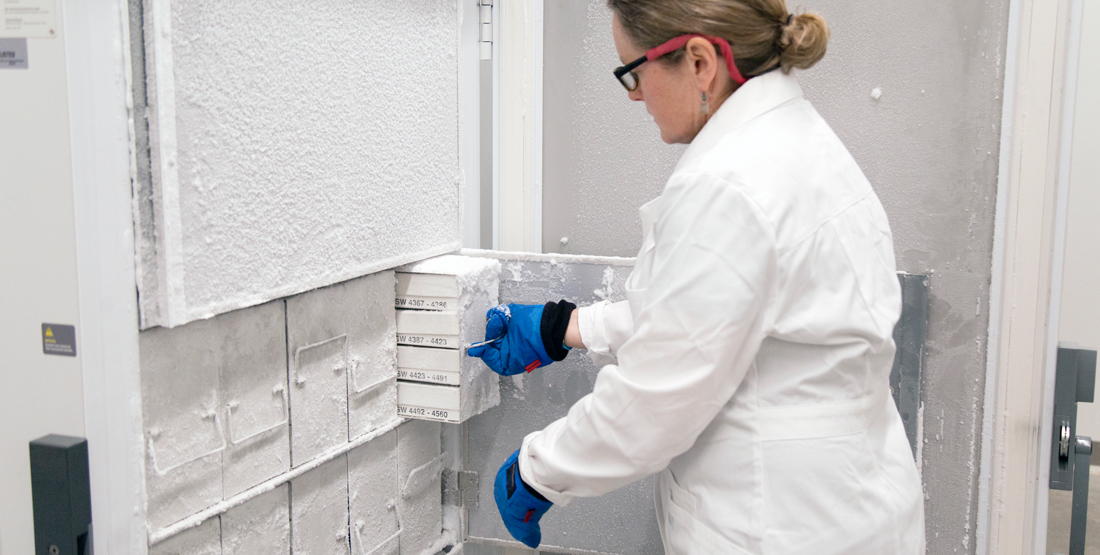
541, 1, 1010, 553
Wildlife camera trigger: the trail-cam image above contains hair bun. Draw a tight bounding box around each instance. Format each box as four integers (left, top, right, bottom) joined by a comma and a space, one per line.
778, 12, 829, 71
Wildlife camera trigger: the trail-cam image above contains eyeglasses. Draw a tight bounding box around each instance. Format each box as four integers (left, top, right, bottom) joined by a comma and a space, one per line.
613, 33, 747, 92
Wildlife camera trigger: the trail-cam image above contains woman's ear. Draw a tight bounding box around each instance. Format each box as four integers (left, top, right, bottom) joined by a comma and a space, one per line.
684, 36, 719, 92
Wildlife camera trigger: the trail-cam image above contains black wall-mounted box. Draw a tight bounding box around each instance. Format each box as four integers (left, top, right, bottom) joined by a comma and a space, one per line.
29, 435, 92, 555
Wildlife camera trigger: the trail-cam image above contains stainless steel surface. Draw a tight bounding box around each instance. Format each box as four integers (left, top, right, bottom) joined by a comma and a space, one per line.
464, 253, 662, 555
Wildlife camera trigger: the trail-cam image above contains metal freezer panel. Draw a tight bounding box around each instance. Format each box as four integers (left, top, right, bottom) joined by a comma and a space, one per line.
343, 273, 401, 443
140, 317, 224, 531
149, 515, 222, 555
396, 420, 443, 555
291, 456, 351, 555
221, 485, 289, 555
348, 430, 400, 555
287, 271, 398, 466
219, 301, 290, 498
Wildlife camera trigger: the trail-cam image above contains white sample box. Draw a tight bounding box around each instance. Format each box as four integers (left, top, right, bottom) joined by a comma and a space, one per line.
396, 381, 462, 423
397, 345, 461, 386
393, 255, 502, 424
396, 272, 459, 311
395, 310, 460, 349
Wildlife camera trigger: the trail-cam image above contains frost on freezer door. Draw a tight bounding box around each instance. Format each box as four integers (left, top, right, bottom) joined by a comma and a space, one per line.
292, 456, 351, 555
395, 255, 501, 423
349, 430, 400, 555
219, 301, 290, 497
140, 318, 223, 531
135, 0, 461, 329
150, 515, 221, 555
396, 420, 443, 555
222, 484, 289, 555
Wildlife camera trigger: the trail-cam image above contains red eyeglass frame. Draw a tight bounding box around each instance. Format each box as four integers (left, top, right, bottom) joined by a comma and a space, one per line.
613, 33, 747, 91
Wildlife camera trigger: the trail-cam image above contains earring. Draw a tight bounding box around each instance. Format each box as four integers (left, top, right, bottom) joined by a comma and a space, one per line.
700, 92, 710, 115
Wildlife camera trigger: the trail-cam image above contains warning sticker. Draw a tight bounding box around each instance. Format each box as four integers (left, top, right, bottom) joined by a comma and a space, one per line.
42, 323, 76, 357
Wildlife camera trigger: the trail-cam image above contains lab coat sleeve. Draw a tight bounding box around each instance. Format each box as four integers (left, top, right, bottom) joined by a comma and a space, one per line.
578, 300, 634, 366
519, 174, 776, 505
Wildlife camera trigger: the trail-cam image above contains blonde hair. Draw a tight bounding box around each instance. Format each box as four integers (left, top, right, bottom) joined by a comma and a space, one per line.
607, 0, 829, 78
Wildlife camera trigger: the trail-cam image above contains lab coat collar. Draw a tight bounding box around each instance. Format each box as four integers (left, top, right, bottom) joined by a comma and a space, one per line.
675, 70, 804, 172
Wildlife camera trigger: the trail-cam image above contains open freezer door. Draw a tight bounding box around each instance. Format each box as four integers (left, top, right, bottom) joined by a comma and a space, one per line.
460, 250, 664, 554
458, 250, 929, 554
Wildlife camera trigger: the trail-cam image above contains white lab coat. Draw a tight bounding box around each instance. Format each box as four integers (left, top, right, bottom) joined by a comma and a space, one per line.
518, 71, 925, 554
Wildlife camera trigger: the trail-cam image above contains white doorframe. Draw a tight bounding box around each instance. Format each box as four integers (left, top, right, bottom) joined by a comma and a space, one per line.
461, 0, 485, 249
977, 0, 1084, 551
496, 0, 544, 253
1033, 0, 1086, 550
63, 0, 149, 553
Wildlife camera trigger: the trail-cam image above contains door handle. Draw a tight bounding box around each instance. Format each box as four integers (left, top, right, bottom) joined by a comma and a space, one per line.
147, 410, 226, 475
226, 384, 289, 445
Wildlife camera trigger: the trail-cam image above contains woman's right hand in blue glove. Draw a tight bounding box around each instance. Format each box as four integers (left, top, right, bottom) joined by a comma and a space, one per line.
467, 300, 576, 376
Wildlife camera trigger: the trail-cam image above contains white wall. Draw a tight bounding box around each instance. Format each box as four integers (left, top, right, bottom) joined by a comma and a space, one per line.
1061, 0, 1100, 439
0, 27, 86, 555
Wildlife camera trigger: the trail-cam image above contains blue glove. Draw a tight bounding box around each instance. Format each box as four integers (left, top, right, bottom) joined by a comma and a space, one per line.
467, 301, 576, 376
494, 449, 552, 549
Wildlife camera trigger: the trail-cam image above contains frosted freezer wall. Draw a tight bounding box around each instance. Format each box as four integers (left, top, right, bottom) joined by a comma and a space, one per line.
133, 0, 463, 329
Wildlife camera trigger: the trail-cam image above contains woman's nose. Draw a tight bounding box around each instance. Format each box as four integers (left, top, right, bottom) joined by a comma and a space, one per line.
628, 88, 643, 102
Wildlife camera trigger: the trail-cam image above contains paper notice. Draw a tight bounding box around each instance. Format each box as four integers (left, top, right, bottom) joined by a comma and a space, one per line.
2, 0, 56, 38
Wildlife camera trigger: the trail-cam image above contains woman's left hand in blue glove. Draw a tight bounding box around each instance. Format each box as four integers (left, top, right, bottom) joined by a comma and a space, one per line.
467, 300, 575, 376
494, 449, 553, 549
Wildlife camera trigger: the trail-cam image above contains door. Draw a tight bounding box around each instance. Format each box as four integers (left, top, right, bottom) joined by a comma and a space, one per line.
460, 252, 929, 554
1046, 0, 1100, 552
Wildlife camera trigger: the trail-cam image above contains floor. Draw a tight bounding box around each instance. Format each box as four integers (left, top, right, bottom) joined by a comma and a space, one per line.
1047, 465, 1100, 555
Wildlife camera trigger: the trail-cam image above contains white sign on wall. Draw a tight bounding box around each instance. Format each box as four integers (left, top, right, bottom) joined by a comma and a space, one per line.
1, 0, 56, 38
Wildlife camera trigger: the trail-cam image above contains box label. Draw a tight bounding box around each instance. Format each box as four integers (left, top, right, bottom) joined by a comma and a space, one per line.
395, 296, 455, 311
398, 404, 459, 423
397, 368, 460, 386
397, 333, 458, 349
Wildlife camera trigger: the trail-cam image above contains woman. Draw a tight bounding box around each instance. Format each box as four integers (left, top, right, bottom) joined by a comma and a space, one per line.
468, 1, 925, 553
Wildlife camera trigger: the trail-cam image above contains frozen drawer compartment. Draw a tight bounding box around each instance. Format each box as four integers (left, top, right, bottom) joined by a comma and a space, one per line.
397, 381, 461, 423
396, 310, 460, 349
396, 273, 459, 311
398, 345, 461, 386
395, 255, 503, 423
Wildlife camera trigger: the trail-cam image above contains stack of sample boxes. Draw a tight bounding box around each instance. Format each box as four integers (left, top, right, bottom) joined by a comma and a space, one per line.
394, 255, 502, 423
